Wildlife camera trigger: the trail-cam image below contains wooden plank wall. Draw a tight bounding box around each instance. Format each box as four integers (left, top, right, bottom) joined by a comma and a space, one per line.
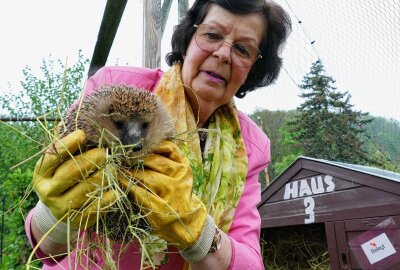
259, 172, 400, 228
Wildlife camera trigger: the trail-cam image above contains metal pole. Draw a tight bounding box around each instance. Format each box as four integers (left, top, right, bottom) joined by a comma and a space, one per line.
0, 116, 59, 122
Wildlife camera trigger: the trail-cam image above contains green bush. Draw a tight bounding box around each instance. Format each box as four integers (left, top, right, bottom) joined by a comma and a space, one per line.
0, 169, 41, 269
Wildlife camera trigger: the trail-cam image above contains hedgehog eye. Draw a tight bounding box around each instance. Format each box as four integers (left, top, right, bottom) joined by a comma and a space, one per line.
141, 122, 149, 130
114, 120, 124, 129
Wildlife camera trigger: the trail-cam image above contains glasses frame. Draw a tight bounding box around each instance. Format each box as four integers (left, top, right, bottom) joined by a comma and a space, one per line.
193, 24, 262, 68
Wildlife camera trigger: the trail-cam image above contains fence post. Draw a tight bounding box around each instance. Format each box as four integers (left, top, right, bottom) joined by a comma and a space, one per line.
143, 0, 162, 69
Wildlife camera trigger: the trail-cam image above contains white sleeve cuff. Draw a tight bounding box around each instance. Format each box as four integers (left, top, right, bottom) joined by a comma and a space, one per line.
33, 201, 78, 244
180, 215, 216, 263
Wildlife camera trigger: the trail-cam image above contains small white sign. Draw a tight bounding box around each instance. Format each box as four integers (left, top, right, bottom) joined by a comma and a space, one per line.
361, 233, 397, 264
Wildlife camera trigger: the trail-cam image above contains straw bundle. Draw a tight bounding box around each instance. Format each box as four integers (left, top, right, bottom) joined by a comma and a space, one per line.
261, 224, 330, 270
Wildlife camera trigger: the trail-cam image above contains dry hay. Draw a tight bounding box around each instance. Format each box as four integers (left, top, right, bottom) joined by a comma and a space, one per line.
3, 70, 208, 269
261, 223, 330, 270
12, 83, 194, 270
20, 116, 159, 269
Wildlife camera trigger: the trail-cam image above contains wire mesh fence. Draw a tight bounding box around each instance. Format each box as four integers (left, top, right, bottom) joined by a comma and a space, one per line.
235, 0, 400, 121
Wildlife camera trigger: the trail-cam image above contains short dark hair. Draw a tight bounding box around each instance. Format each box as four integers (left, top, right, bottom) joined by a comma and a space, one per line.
165, 0, 292, 98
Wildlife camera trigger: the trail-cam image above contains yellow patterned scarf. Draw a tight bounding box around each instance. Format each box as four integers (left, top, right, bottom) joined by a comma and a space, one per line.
154, 63, 248, 232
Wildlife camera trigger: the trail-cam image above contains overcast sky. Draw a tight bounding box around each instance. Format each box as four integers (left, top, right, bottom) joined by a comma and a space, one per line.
1, 0, 399, 121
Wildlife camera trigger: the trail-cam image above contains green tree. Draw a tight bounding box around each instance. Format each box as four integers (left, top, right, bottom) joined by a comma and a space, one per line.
272, 121, 303, 176
289, 60, 372, 164
1, 50, 88, 119
251, 110, 302, 181
0, 51, 89, 269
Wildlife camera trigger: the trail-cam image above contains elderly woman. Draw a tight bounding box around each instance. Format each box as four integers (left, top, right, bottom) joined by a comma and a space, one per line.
26, 0, 291, 269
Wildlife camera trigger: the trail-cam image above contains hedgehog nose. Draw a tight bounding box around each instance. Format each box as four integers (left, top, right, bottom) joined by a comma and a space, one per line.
132, 143, 143, 152
121, 136, 143, 151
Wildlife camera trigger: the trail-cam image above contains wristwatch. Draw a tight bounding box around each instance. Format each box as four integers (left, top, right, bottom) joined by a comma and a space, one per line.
208, 226, 222, 253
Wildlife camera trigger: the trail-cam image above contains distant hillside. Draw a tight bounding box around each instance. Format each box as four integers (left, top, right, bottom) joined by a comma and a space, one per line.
363, 117, 400, 166
249, 110, 400, 178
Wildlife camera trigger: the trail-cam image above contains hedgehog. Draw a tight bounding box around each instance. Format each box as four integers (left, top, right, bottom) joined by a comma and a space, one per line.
60, 84, 174, 241
60, 84, 174, 165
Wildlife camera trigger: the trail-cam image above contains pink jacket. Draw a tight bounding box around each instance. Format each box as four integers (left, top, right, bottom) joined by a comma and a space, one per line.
25, 66, 270, 270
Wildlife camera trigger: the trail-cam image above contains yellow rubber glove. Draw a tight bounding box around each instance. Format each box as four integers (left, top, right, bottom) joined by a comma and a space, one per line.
33, 129, 118, 231
119, 141, 208, 250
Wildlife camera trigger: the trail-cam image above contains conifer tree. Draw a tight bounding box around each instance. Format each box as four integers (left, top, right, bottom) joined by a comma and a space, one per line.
289, 60, 372, 164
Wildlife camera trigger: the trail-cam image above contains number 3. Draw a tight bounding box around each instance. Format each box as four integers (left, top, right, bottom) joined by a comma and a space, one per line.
304, 197, 315, 224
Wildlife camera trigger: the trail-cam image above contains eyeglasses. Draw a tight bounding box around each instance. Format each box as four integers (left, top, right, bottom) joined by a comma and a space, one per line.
193, 24, 262, 68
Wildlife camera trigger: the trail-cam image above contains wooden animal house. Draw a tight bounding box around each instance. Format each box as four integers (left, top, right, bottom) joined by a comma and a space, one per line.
258, 157, 400, 270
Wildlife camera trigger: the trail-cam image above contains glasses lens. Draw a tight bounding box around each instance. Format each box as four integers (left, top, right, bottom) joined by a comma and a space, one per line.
231, 42, 260, 67
194, 24, 261, 67
195, 24, 224, 52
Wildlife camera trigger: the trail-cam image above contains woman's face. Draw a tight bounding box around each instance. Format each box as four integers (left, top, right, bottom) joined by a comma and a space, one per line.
181, 4, 265, 125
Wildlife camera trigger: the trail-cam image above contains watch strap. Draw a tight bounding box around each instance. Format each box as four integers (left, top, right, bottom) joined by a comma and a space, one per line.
208, 226, 221, 253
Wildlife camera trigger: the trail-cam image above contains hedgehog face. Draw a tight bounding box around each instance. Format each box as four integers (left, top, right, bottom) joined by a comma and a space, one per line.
110, 113, 151, 151
62, 84, 174, 164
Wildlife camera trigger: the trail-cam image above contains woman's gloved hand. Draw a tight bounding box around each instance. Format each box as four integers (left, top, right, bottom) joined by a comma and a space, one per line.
119, 141, 210, 252
33, 130, 118, 243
